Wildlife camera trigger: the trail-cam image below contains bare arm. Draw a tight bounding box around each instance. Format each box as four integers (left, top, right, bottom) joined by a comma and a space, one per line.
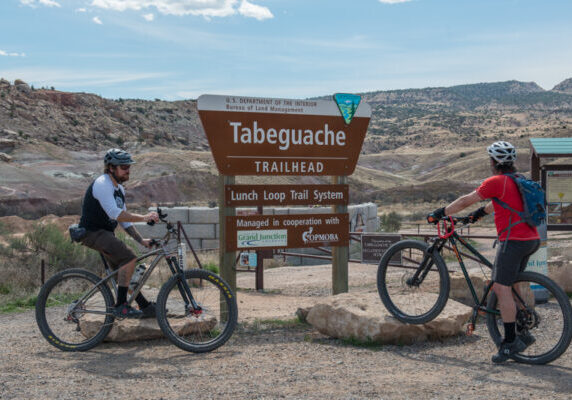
124, 225, 144, 245
116, 210, 158, 224
444, 191, 484, 216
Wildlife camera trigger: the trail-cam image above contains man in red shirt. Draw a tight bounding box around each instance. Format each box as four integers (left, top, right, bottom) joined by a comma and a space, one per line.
428, 141, 540, 363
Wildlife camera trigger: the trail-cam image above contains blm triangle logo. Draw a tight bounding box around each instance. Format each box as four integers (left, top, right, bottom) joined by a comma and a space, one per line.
334, 93, 361, 125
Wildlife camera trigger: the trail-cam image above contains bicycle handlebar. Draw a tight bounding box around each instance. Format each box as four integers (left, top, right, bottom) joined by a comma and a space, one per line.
146, 207, 169, 226
432, 216, 472, 239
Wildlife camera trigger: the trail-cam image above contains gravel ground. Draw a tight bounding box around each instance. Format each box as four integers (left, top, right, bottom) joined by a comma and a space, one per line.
1, 262, 572, 399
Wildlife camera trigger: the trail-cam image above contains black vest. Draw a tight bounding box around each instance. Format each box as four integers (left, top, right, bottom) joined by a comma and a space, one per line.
79, 180, 125, 232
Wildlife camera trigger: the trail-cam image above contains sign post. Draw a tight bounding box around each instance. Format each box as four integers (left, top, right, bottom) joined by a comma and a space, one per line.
218, 175, 236, 295
332, 176, 348, 294
198, 94, 371, 294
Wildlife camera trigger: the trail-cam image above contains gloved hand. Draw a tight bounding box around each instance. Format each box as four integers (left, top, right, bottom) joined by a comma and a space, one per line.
467, 206, 487, 223
427, 207, 446, 224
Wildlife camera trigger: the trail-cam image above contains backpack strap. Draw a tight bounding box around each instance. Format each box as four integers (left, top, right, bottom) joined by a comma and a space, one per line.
491, 173, 526, 248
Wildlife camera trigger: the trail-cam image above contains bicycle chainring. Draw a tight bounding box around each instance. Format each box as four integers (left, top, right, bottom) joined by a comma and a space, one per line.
516, 307, 540, 331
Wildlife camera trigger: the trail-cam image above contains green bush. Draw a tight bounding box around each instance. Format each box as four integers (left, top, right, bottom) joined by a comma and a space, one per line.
203, 262, 219, 274
24, 223, 101, 273
379, 212, 402, 232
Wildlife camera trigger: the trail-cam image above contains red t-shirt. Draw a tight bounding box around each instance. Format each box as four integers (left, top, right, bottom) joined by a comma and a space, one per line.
476, 175, 540, 241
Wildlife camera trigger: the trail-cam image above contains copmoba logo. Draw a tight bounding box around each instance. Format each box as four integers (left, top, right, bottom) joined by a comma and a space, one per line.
302, 227, 340, 244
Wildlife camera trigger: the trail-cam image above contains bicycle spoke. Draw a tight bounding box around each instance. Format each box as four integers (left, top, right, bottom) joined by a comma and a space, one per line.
378, 240, 449, 324
36, 270, 114, 351
156, 269, 237, 353
486, 271, 572, 364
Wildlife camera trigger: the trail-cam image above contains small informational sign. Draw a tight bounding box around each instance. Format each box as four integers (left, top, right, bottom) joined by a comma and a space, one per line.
547, 171, 572, 224
226, 214, 349, 251
361, 234, 401, 264
239, 252, 258, 267
226, 184, 349, 206
197, 94, 371, 176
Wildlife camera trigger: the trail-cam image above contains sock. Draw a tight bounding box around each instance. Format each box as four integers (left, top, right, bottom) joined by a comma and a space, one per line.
504, 322, 516, 343
116, 286, 128, 306
135, 293, 150, 309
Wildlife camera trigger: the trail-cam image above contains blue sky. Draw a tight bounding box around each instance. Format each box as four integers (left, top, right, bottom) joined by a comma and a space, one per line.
1, 0, 571, 100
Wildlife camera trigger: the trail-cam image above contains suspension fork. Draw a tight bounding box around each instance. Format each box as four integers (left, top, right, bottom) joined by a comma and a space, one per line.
166, 256, 201, 312
406, 239, 447, 286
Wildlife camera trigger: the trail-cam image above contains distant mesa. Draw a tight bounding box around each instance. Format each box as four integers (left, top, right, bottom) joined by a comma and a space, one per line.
552, 78, 572, 94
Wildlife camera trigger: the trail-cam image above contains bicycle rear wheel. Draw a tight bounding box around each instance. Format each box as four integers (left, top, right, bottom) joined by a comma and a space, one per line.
377, 240, 450, 324
35, 269, 114, 351
486, 271, 572, 365
156, 269, 238, 353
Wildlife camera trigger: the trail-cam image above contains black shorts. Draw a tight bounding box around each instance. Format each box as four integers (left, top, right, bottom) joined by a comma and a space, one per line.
492, 239, 541, 286
81, 229, 136, 269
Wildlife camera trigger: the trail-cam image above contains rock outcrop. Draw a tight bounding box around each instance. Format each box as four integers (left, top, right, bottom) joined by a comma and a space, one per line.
305, 292, 472, 345
80, 313, 216, 342
549, 256, 572, 293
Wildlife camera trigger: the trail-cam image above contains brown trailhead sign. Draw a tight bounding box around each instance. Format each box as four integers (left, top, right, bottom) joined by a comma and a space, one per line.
225, 184, 349, 206
226, 213, 349, 251
197, 95, 371, 176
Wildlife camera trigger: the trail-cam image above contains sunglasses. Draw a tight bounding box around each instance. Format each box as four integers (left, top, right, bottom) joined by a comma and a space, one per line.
117, 165, 131, 171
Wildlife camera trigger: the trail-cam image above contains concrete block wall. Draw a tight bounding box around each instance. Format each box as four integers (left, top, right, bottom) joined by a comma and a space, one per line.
134, 202, 379, 254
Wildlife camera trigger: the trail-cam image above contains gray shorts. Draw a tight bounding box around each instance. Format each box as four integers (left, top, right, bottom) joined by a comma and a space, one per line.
81, 229, 136, 269
492, 239, 541, 286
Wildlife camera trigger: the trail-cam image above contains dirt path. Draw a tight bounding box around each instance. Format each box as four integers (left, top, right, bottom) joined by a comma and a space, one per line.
1, 262, 572, 399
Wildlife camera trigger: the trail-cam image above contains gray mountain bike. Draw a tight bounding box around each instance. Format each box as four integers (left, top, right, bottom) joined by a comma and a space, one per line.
35, 208, 237, 353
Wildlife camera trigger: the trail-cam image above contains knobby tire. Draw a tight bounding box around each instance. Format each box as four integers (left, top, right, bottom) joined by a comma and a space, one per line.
377, 240, 450, 324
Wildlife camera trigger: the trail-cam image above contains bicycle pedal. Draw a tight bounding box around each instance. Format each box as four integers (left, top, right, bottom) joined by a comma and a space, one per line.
466, 323, 475, 336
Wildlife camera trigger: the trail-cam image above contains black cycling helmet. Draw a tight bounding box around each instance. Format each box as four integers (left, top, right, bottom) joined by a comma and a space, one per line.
104, 148, 135, 166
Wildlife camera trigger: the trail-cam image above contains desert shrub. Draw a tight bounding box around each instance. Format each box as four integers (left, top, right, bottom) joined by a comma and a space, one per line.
23, 224, 101, 273
0, 223, 143, 309
379, 212, 402, 232
203, 262, 219, 274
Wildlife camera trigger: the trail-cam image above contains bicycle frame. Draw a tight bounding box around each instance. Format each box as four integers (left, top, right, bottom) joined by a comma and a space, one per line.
78, 218, 201, 317
426, 223, 501, 331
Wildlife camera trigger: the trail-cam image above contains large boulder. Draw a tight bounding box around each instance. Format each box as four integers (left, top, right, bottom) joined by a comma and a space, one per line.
548, 257, 572, 293
80, 313, 216, 342
449, 271, 488, 306
305, 292, 472, 345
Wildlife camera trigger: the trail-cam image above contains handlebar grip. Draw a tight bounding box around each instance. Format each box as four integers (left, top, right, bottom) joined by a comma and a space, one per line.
147, 220, 155, 226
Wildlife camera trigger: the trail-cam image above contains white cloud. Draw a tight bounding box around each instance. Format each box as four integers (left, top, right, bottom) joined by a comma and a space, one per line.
20, 0, 61, 7
0, 50, 26, 57
378, 0, 412, 3
89, 0, 271, 20
238, 0, 273, 20
143, 13, 155, 21
93, 16, 103, 24
0, 67, 167, 90
76, 8, 87, 12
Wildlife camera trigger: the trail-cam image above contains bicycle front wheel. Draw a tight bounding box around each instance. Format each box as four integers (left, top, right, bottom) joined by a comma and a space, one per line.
486, 271, 572, 365
156, 269, 238, 353
35, 269, 115, 351
377, 240, 450, 324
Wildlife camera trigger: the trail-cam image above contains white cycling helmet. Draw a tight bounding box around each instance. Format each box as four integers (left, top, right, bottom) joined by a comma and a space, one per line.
487, 141, 516, 164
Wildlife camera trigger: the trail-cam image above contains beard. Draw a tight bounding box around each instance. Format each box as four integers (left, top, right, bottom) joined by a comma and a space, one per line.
117, 174, 129, 184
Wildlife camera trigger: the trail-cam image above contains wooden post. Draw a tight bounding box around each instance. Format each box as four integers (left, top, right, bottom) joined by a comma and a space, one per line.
219, 174, 236, 319
256, 252, 264, 291
530, 142, 541, 182
332, 175, 349, 294
41, 259, 45, 285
